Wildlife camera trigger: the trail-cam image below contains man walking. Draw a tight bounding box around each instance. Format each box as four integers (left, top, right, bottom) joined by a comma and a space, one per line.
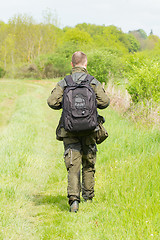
47, 51, 110, 212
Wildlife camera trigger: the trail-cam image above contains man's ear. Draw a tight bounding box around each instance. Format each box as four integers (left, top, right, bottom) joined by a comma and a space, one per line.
71, 62, 74, 67
84, 61, 87, 68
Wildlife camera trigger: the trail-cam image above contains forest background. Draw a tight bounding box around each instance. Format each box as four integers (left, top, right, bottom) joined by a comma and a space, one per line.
0, 13, 160, 126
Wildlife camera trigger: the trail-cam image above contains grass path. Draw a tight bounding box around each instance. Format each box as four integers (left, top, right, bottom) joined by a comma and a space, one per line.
0, 79, 160, 239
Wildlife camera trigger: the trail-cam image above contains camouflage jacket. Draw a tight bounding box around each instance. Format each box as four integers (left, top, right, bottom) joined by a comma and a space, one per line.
47, 67, 110, 139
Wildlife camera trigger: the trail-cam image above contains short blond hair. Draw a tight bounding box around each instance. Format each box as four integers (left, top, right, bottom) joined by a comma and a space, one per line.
72, 51, 87, 67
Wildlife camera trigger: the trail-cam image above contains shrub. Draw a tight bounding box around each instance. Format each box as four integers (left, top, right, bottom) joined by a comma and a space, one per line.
35, 43, 78, 78
87, 48, 124, 83
16, 64, 40, 79
36, 53, 70, 78
125, 56, 160, 103
0, 67, 6, 78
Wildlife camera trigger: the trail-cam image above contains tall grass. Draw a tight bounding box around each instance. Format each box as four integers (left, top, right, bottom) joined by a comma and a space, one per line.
106, 82, 160, 128
0, 79, 159, 239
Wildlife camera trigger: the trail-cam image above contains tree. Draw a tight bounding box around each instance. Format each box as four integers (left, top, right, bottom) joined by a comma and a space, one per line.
145, 34, 159, 50
0, 22, 10, 68
123, 34, 140, 52
63, 28, 92, 45
8, 14, 38, 63
87, 48, 123, 83
75, 23, 105, 37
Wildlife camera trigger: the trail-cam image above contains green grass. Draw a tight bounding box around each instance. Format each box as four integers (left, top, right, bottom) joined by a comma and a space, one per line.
0, 79, 159, 239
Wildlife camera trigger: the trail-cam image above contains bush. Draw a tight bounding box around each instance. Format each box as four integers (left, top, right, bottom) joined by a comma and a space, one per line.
124, 56, 160, 103
35, 43, 78, 78
0, 67, 5, 78
87, 48, 124, 83
16, 64, 41, 79
37, 54, 70, 78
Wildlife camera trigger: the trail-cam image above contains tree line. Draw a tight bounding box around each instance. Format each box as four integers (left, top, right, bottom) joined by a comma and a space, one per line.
0, 14, 160, 105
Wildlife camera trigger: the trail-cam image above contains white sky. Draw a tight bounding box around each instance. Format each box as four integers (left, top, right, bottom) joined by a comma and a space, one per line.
1, 0, 160, 36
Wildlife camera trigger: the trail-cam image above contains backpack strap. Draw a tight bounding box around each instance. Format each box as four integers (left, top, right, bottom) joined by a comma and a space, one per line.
83, 74, 94, 84
64, 75, 74, 86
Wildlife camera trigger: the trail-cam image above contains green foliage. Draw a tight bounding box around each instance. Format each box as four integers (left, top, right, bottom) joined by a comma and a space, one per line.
44, 53, 70, 78
137, 29, 148, 39
145, 35, 159, 50
76, 24, 140, 53
35, 40, 84, 78
35, 42, 79, 78
87, 48, 124, 83
56, 42, 76, 56
38, 56, 67, 78
0, 13, 160, 108
92, 26, 128, 53
75, 23, 106, 37
152, 38, 160, 55
35, 53, 70, 78
62, 27, 93, 53
124, 55, 160, 103
0, 13, 62, 74
0, 67, 5, 77
123, 33, 140, 52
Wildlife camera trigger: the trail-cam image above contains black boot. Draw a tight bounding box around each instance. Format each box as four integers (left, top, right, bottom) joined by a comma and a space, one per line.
70, 201, 79, 213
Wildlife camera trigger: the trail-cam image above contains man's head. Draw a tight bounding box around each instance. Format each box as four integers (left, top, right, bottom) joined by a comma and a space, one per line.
71, 51, 87, 68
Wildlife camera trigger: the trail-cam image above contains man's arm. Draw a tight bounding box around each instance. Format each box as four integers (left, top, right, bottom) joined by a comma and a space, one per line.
47, 83, 63, 110
91, 81, 110, 109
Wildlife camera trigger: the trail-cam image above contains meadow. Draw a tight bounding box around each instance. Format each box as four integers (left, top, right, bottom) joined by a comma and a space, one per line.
0, 79, 159, 240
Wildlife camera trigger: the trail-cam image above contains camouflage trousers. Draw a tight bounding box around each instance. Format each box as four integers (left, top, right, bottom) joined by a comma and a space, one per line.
63, 135, 97, 205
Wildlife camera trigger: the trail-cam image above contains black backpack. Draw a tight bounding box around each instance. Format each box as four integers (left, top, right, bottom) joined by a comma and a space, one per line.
61, 74, 98, 132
